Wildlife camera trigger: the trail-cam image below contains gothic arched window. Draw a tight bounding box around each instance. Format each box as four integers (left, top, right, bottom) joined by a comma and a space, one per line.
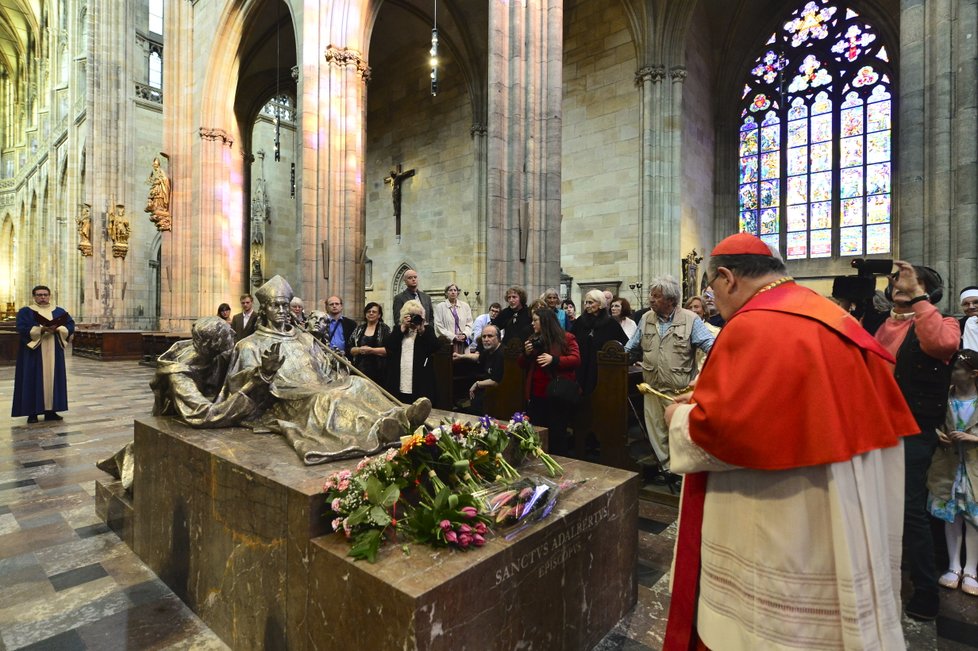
738, 1, 893, 260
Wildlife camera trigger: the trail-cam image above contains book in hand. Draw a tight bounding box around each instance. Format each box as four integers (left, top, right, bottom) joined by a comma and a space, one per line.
32, 311, 71, 329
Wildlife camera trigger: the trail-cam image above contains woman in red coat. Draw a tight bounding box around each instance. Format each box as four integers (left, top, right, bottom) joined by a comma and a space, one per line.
519, 307, 581, 456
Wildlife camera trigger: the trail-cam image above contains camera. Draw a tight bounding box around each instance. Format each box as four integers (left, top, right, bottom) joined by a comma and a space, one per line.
409, 313, 424, 327
528, 336, 545, 354
832, 258, 893, 303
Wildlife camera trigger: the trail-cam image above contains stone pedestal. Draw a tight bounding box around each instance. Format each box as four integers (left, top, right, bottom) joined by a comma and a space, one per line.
100, 417, 638, 650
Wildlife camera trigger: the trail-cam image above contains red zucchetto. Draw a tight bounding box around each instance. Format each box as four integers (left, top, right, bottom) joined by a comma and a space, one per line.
710, 232, 773, 257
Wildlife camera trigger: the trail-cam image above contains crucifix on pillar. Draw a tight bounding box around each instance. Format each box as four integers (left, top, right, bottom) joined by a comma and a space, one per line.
385, 164, 416, 240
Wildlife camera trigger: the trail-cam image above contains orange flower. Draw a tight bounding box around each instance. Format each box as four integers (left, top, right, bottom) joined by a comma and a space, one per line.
399, 433, 423, 454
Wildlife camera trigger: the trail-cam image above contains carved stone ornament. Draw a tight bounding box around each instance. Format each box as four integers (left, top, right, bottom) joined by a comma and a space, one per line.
634, 65, 666, 86
470, 123, 487, 138
325, 46, 371, 82
144, 157, 171, 232
670, 66, 688, 83
107, 204, 131, 259
198, 127, 234, 147
77, 203, 93, 257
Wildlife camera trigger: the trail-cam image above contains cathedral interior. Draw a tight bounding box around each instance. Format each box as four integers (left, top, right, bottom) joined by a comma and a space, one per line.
2, 0, 978, 648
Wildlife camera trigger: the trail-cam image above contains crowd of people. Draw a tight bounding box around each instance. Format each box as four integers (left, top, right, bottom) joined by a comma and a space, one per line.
14, 240, 978, 647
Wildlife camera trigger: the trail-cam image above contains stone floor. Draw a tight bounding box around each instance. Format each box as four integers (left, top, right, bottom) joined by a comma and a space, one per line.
0, 355, 975, 650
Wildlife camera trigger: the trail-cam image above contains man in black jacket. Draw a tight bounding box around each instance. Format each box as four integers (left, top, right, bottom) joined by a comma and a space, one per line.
392, 269, 433, 324
324, 296, 356, 356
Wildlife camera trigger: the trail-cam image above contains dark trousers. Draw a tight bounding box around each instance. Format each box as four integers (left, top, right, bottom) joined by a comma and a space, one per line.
527, 396, 570, 457
903, 428, 939, 599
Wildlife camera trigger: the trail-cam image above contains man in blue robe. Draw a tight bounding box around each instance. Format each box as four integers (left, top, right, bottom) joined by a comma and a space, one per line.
12, 285, 75, 423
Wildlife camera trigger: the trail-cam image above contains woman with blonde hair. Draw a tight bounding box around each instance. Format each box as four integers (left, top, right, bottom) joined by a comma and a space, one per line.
385, 300, 439, 403
572, 289, 627, 395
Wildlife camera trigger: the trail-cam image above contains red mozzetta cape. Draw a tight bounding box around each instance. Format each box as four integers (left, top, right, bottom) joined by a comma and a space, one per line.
688, 281, 917, 469
663, 281, 918, 651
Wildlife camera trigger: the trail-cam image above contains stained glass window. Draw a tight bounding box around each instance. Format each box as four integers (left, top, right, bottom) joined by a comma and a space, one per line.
737, 1, 893, 260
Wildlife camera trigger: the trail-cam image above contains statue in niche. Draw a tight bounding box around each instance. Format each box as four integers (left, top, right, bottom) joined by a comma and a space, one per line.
145, 157, 171, 231
77, 203, 92, 256
682, 249, 703, 299
107, 204, 130, 259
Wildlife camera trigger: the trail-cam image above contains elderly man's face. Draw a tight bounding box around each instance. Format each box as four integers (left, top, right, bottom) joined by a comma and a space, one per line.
264, 296, 292, 331
481, 327, 500, 351
649, 290, 674, 318
404, 271, 419, 290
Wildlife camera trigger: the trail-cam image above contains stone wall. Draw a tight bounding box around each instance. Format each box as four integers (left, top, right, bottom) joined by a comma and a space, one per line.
364, 3, 476, 315
561, 0, 640, 305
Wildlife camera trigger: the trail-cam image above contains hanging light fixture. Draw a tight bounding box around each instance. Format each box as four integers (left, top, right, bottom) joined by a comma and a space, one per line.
273, 1, 281, 161
429, 0, 439, 96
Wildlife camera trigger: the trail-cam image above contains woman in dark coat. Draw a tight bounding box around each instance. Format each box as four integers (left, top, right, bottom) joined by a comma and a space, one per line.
348, 302, 391, 386
518, 307, 581, 456
572, 289, 627, 396
385, 299, 439, 403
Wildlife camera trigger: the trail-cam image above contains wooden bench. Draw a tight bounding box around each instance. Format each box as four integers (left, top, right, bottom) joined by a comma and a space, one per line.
72, 330, 145, 361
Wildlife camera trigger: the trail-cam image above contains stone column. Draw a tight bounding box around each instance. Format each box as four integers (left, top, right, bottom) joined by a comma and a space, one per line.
486, 0, 563, 302
299, 46, 370, 307
85, 0, 132, 327
900, 0, 977, 300
471, 123, 489, 305
635, 65, 664, 287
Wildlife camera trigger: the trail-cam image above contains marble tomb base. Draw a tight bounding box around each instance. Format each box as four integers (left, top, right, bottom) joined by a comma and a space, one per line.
95, 416, 639, 650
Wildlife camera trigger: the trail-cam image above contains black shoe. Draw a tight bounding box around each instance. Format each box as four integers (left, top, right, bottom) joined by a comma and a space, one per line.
27, 415, 39, 424
44, 411, 64, 421
905, 590, 939, 621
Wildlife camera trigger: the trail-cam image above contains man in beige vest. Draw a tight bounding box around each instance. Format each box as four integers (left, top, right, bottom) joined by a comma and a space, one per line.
625, 275, 714, 479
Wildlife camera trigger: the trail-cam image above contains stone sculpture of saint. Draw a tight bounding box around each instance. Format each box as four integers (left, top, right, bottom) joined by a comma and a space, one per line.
108, 204, 131, 259
221, 275, 431, 464
77, 203, 92, 256
100, 316, 271, 490
145, 156, 171, 231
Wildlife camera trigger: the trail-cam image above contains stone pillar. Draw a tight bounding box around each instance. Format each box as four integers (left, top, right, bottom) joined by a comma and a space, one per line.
471, 123, 489, 305
486, 0, 563, 302
635, 61, 686, 284
85, 0, 132, 327
302, 46, 370, 306
900, 0, 978, 300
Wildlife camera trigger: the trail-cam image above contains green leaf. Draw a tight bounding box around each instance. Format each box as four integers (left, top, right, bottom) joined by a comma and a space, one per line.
348, 529, 382, 562
369, 505, 391, 527
380, 483, 400, 508
448, 493, 459, 509
346, 504, 370, 526
365, 475, 384, 504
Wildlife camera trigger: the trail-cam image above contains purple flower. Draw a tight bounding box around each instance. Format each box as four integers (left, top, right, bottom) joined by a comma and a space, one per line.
511, 412, 527, 423
439, 519, 452, 531
472, 533, 486, 547
445, 530, 458, 543
460, 506, 478, 519
458, 533, 472, 548
479, 415, 493, 430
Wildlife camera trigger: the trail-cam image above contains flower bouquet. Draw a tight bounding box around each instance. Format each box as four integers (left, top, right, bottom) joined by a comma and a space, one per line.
323, 412, 567, 562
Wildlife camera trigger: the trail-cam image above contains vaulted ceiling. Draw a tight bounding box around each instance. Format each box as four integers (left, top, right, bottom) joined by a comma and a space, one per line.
0, 0, 36, 82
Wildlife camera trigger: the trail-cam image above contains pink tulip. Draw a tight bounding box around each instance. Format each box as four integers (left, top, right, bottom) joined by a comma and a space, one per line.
439, 519, 452, 531
458, 533, 472, 548
458, 523, 472, 534
474, 522, 487, 535
460, 506, 478, 519
472, 533, 486, 547
445, 530, 458, 543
